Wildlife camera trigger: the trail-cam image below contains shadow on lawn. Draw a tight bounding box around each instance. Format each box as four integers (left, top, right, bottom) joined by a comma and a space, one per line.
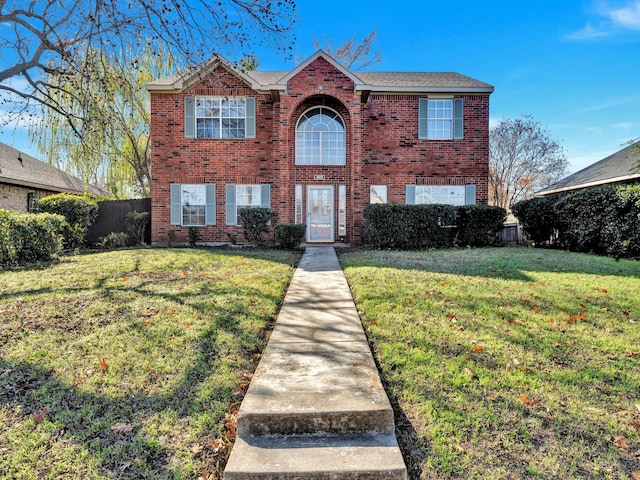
339, 246, 640, 282
0, 248, 298, 478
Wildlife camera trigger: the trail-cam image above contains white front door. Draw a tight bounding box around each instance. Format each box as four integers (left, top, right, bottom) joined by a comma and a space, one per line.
307, 186, 334, 242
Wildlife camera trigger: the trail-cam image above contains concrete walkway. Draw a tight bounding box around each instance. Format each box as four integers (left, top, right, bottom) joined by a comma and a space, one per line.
224, 246, 407, 479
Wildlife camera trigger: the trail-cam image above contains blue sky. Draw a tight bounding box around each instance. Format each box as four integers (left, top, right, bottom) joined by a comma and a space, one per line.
2, 0, 639, 174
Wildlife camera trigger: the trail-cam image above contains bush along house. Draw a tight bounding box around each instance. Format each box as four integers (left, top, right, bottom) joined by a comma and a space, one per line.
146, 50, 493, 245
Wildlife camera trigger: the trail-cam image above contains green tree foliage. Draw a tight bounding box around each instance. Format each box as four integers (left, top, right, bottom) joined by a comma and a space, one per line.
30, 45, 173, 198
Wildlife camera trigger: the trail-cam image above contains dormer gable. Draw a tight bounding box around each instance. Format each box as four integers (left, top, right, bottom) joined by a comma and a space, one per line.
146, 54, 267, 93
273, 50, 367, 92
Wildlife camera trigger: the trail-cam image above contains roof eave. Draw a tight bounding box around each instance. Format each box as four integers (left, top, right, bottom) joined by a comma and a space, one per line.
536, 173, 640, 196
0, 176, 85, 194
365, 86, 494, 94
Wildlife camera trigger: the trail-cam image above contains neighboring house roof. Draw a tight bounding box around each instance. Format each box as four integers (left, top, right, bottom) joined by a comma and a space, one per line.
537, 141, 640, 196
0, 142, 108, 196
146, 50, 494, 94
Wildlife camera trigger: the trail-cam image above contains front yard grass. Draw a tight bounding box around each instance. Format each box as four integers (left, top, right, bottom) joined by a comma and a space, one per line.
0, 247, 299, 479
340, 247, 640, 480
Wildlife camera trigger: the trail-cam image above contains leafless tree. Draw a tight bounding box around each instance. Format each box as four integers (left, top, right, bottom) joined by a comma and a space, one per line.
313, 29, 381, 70
489, 116, 569, 211
0, 0, 296, 132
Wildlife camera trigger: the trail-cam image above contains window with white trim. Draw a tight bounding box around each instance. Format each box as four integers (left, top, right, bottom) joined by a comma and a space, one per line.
296, 107, 346, 165
370, 185, 387, 204
406, 185, 476, 206
338, 185, 346, 236
295, 185, 303, 224
182, 185, 206, 225
170, 184, 216, 226
185, 96, 256, 139
418, 98, 464, 140
225, 184, 271, 225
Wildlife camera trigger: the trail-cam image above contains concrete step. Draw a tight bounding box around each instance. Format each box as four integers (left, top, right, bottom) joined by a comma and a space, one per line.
224, 433, 407, 480
237, 342, 395, 436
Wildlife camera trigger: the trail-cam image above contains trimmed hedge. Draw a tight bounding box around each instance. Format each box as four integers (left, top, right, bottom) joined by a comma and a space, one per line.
511, 197, 558, 246
456, 205, 507, 247
38, 193, 99, 249
555, 184, 640, 258
0, 210, 65, 266
363, 203, 505, 250
512, 184, 640, 258
238, 207, 279, 246
275, 224, 306, 249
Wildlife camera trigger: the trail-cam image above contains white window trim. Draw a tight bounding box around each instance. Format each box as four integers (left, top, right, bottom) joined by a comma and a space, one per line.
185, 96, 255, 139
418, 97, 464, 140
295, 106, 346, 165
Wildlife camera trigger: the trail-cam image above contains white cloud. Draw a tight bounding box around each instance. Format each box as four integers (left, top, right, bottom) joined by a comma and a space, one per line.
602, 1, 640, 29
612, 121, 634, 131
566, 1, 640, 40
565, 23, 611, 40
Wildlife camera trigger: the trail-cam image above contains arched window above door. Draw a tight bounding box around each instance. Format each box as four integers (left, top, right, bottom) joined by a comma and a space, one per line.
295, 107, 345, 165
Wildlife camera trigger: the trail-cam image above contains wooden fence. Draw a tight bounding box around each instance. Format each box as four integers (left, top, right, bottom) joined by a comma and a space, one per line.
87, 198, 151, 246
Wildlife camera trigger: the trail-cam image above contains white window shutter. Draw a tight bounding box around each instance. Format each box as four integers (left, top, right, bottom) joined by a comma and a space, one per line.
226, 185, 237, 225
260, 184, 271, 208
453, 98, 464, 139
406, 185, 416, 204
170, 184, 181, 225
418, 98, 429, 139
205, 184, 216, 225
185, 97, 195, 138
245, 97, 256, 139
465, 184, 476, 205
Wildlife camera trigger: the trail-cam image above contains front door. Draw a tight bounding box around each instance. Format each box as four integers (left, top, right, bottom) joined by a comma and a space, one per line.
307, 186, 334, 242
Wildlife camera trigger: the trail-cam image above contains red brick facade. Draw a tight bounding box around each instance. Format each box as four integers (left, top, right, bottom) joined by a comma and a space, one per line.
148, 52, 492, 245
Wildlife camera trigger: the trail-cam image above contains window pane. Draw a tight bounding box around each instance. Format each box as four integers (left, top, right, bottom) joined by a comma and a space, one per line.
296, 107, 345, 165
415, 185, 465, 206
427, 99, 453, 140
370, 185, 387, 204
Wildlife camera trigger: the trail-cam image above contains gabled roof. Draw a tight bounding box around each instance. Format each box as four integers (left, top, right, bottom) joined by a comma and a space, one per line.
0, 142, 107, 196
146, 51, 494, 94
537, 141, 640, 196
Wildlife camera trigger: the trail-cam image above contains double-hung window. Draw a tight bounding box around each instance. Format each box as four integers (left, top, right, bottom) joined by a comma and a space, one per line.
170, 184, 216, 226
185, 96, 256, 139
418, 98, 464, 140
225, 184, 271, 225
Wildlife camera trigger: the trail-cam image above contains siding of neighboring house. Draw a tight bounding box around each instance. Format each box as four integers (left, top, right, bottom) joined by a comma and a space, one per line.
0, 184, 55, 212
148, 53, 492, 245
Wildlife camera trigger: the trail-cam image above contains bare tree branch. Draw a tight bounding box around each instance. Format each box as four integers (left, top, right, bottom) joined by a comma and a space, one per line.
312, 29, 381, 70
489, 116, 569, 211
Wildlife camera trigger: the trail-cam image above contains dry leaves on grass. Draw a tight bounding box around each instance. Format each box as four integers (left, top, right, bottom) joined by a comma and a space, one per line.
111, 423, 133, 434
631, 472, 640, 480
33, 406, 51, 423
613, 435, 629, 449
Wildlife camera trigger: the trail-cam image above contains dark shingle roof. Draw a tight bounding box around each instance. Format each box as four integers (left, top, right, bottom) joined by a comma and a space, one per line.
537, 141, 640, 196
0, 142, 107, 196
147, 52, 494, 94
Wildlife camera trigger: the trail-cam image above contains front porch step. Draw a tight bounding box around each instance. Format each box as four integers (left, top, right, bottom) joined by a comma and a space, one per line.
224, 433, 407, 480
236, 342, 395, 436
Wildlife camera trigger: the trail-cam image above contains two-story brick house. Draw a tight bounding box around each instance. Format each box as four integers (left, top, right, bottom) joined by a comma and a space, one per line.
146, 51, 493, 245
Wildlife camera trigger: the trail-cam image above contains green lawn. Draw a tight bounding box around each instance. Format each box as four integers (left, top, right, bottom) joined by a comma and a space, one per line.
0, 248, 299, 479
340, 247, 640, 480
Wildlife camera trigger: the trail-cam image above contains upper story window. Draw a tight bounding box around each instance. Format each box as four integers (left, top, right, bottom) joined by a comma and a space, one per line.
184, 96, 256, 139
418, 98, 464, 140
296, 107, 346, 165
